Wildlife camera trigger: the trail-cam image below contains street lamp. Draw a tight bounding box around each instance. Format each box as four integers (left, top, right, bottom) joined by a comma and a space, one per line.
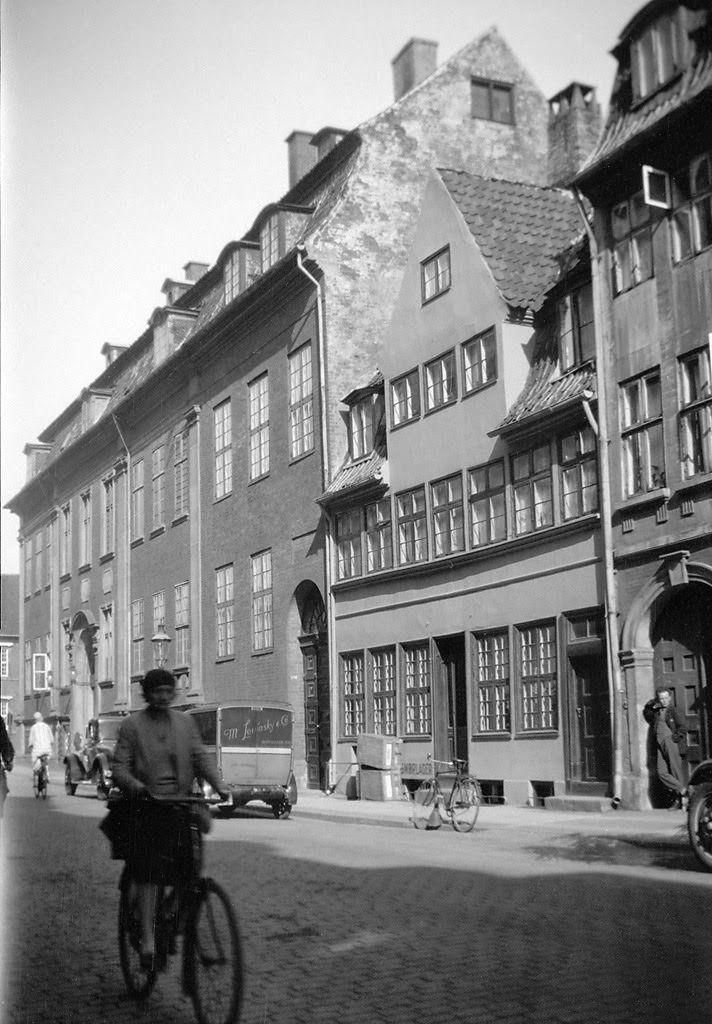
151, 623, 172, 668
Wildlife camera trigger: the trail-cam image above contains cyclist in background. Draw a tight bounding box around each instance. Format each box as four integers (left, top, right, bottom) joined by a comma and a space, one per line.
28, 711, 54, 787
112, 668, 228, 970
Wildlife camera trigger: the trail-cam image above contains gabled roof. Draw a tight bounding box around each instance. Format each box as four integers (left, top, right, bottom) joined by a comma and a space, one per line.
438, 170, 583, 313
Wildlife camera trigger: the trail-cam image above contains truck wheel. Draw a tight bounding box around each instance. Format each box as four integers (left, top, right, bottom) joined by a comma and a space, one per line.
272, 799, 291, 820
65, 766, 77, 796
688, 782, 712, 872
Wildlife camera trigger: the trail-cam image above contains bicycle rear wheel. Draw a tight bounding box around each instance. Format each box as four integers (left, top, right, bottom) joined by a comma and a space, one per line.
412, 780, 441, 830
185, 877, 242, 1024
450, 777, 480, 833
118, 871, 157, 1000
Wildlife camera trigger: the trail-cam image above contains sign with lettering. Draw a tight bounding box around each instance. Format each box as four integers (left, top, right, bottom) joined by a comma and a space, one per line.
220, 705, 293, 750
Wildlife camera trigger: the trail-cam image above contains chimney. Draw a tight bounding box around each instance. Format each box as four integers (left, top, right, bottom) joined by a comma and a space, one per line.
183, 261, 209, 283
286, 130, 318, 189
101, 342, 128, 368
547, 83, 601, 187
391, 38, 438, 102
310, 127, 348, 162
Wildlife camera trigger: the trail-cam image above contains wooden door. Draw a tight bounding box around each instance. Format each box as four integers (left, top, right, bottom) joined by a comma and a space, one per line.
572, 654, 611, 785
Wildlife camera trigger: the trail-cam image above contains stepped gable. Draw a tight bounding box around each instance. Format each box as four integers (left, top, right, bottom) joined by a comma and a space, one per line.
438, 169, 583, 313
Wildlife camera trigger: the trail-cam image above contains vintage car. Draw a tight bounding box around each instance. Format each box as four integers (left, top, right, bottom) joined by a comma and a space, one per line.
188, 701, 298, 819
64, 712, 129, 799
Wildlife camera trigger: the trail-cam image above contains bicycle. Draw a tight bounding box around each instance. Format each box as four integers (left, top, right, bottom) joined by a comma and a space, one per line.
411, 757, 481, 832
33, 754, 49, 799
117, 794, 242, 1024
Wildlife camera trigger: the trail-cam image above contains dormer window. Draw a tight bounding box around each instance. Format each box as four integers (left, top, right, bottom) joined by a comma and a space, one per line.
349, 393, 383, 459
558, 283, 594, 370
631, 9, 689, 101
224, 251, 240, 305
260, 214, 280, 272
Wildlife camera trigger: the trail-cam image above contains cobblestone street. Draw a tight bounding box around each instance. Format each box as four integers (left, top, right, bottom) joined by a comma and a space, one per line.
2, 764, 711, 1024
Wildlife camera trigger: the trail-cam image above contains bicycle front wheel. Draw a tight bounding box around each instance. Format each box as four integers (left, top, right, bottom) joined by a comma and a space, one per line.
118, 871, 157, 1000
450, 777, 480, 833
185, 877, 242, 1024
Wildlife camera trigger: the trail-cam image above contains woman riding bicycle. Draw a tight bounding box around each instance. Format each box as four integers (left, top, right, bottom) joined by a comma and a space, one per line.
112, 668, 229, 971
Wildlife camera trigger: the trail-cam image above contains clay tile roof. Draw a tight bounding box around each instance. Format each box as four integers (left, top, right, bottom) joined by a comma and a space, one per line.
319, 449, 387, 504
438, 169, 583, 313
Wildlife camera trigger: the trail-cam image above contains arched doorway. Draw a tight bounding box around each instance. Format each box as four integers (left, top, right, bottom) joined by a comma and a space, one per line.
67, 612, 99, 746
293, 582, 329, 790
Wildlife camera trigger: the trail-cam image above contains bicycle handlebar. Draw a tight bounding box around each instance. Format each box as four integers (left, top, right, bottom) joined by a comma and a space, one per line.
426, 755, 468, 770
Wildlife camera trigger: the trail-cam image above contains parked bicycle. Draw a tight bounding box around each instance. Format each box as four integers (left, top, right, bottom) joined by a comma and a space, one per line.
411, 756, 481, 832
117, 794, 242, 1024
33, 754, 49, 799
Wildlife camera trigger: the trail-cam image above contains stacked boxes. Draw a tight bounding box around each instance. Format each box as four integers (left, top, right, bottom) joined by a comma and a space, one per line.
357, 734, 402, 800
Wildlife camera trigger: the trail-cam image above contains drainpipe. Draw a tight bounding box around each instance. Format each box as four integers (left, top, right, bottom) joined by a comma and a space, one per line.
112, 413, 132, 709
574, 190, 624, 807
295, 245, 335, 790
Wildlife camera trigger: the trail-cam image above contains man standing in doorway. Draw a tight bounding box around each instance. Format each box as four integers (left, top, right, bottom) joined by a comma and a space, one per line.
644, 687, 688, 808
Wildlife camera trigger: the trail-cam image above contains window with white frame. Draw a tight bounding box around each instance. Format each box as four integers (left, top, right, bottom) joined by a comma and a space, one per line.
34, 531, 43, 592
463, 327, 497, 392
475, 632, 510, 734
519, 623, 557, 731
79, 491, 92, 566
260, 214, 280, 272
558, 283, 595, 370
288, 344, 314, 459
342, 652, 365, 736
131, 460, 144, 540
469, 460, 506, 546
224, 250, 240, 305
174, 431, 189, 519
371, 647, 396, 735
131, 599, 144, 676
679, 347, 712, 478
152, 446, 166, 531
431, 474, 464, 556
421, 247, 451, 303
336, 510, 362, 580
365, 499, 392, 572
512, 445, 553, 535
560, 427, 599, 519
620, 371, 665, 495
0, 646, 9, 678
174, 582, 190, 668
24, 539, 32, 597
249, 374, 270, 480
251, 550, 273, 652
424, 351, 456, 412
61, 503, 72, 576
214, 400, 232, 500
631, 8, 688, 101
45, 525, 51, 587
471, 77, 514, 123
216, 565, 234, 659
404, 644, 431, 735
396, 487, 427, 565
611, 192, 654, 294
32, 651, 49, 691
672, 152, 712, 262
390, 369, 420, 427
102, 476, 115, 555
350, 395, 378, 459
100, 604, 113, 682
152, 591, 165, 666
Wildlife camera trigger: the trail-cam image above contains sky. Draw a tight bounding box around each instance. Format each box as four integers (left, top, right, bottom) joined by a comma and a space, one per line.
0, 0, 645, 574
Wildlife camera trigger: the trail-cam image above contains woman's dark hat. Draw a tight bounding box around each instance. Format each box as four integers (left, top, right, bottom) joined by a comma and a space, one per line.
141, 668, 175, 692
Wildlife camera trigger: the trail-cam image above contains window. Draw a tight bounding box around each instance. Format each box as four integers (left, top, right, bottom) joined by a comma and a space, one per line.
151, 446, 165, 531
260, 213, 280, 272
560, 427, 598, 519
463, 328, 497, 392
32, 652, 49, 691
611, 192, 654, 294
24, 539, 32, 597
519, 623, 557, 731
342, 652, 364, 736
672, 152, 712, 262
558, 284, 595, 370
24, 641, 31, 687
174, 431, 189, 519
469, 460, 506, 546
249, 374, 270, 480
365, 499, 392, 572
100, 605, 113, 682
45, 525, 51, 587
102, 477, 115, 554
421, 247, 451, 303
0, 646, 8, 678
390, 369, 420, 427
512, 445, 553, 535
224, 251, 240, 305
174, 582, 190, 668
424, 351, 456, 412
404, 644, 431, 735
396, 487, 427, 565
431, 474, 464, 556
350, 395, 378, 459
131, 599, 144, 676
679, 348, 712, 478
620, 371, 665, 495
251, 550, 273, 652
60, 503, 72, 576
34, 531, 43, 592
216, 565, 234, 659
475, 632, 510, 733
214, 400, 232, 500
336, 510, 362, 580
289, 344, 314, 459
631, 10, 687, 101
152, 592, 165, 667
130, 460, 144, 540
471, 78, 514, 123
371, 648, 396, 735
79, 491, 92, 566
